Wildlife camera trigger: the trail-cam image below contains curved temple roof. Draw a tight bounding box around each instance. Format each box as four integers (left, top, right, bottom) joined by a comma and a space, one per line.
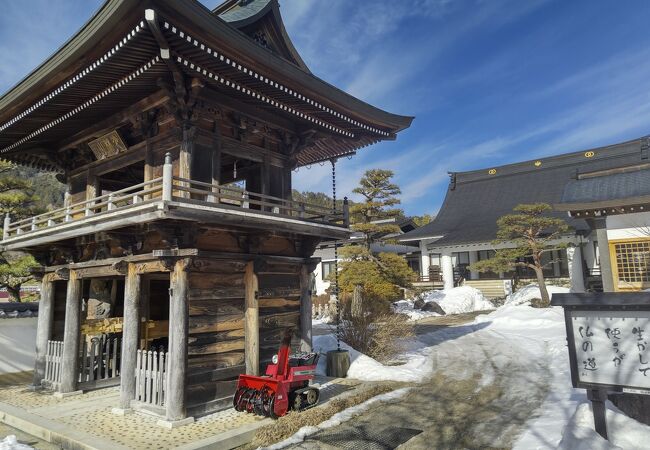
0, 0, 413, 171
400, 136, 650, 246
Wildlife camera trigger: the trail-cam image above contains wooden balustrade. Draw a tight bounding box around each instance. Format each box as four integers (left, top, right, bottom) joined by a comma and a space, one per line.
1, 166, 349, 241
135, 349, 167, 407
44, 340, 64, 386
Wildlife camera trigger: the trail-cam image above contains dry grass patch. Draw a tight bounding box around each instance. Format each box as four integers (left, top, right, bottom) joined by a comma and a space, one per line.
249, 383, 396, 448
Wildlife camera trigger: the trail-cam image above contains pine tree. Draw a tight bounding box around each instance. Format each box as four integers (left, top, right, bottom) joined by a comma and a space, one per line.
469, 203, 570, 306
412, 214, 434, 227
0, 161, 42, 302
336, 169, 414, 309
350, 169, 402, 248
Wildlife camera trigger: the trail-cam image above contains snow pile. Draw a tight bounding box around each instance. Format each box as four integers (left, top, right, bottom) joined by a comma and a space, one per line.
558, 401, 650, 450
395, 286, 494, 320
266, 388, 412, 449
428, 286, 495, 314
504, 283, 570, 306
0, 436, 33, 450
313, 331, 432, 383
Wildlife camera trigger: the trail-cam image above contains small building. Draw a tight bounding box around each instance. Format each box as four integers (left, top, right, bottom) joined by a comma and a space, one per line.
555, 141, 650, 292
0, 0, 411, 426
399, 136, 650, 298
313, 239, 419, 297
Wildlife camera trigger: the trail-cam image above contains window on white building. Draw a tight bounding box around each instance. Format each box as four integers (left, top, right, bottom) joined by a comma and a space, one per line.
321, 261, 336, 281
429, 253, 441, 268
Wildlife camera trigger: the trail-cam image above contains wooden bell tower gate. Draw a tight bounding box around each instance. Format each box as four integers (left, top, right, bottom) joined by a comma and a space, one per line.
0, 0, 412, 425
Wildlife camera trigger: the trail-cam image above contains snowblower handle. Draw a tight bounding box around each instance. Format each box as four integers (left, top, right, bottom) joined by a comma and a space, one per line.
275, 328, 294, 379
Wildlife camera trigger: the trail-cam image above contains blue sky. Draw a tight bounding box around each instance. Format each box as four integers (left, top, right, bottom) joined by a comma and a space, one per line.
2, 1, 650, 216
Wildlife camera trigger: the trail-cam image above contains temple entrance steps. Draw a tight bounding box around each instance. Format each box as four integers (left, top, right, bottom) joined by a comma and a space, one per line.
462, 279, 506, 299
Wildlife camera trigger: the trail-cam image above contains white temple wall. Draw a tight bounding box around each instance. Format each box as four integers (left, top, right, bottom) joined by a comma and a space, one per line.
606, 211, 650, 240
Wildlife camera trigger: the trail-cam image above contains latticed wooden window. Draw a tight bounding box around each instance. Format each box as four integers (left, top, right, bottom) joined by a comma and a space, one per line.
614, 241, 650, 284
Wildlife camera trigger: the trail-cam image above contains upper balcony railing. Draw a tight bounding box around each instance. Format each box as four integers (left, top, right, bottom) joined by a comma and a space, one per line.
2, 154, 349, 243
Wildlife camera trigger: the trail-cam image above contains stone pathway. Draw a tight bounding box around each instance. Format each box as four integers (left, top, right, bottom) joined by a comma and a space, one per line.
0, 373, 360, 450
288, 313, 551, 449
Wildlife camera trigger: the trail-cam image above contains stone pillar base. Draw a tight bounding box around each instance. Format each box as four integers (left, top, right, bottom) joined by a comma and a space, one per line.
156, 417, 195, 429
53, 390, 83, 399
111, 407, 133, 416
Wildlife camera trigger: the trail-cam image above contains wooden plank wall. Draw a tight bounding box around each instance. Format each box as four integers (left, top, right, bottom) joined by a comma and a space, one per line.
257, 262, 302, 365
183, 258, 304, 415
186, 260, 246, 410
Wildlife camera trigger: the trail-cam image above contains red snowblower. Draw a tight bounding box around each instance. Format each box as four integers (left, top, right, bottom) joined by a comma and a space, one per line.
233, 328, 320, 418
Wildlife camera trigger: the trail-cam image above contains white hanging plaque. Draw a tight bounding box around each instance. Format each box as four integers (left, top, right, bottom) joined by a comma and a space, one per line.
570, 310, 650, 391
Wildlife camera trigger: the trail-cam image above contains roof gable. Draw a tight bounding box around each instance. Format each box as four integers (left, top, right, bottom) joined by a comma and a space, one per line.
212, 0, 310, 72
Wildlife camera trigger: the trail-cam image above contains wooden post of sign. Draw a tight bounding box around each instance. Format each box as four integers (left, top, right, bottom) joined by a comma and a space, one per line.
244, 261, 259, 376
59, 270, 82, 395
32, 275, 55, 388
299, 264, 312, 352
117, 264, 141, 411
161, 259, 192, 427
588, 389, 608, 439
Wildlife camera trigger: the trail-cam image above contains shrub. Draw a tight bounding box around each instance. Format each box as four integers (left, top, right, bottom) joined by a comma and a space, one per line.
338, 300, 414, 362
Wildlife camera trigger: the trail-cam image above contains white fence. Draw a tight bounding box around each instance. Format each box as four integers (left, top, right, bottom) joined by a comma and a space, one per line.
135, 349, 167, 406
78, 335, 121, 384
44, 340, 63, 384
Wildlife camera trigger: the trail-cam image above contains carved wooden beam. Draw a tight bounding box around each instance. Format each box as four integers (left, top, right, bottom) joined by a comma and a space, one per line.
55, 267, 70, 280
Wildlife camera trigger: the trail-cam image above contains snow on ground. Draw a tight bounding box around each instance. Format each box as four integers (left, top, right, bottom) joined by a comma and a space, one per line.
0, 436, 33, 450
314, 297, 650, 448
394, 286, 495, 320
557, 401, 650, 450
504, 283, 570, 306
313, 331, 433, 383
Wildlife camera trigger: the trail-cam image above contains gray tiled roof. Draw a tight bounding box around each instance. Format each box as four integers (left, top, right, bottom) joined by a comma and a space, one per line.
400, 137, 649, 246
560, 167, 650, 208
218, 0, 270, 23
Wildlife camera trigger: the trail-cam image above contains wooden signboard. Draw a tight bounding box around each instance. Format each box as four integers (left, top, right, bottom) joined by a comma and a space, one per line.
87, 130, 128, 160
568, 310, 650, 393
552, 292, 650, 440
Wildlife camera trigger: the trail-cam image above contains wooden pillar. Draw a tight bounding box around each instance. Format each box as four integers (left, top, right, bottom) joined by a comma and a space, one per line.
60, 270, 82, 393
119, 264, 141, 410
299, 264, 312, 352
166, 259, 189, 421
261, 156, 270, 197
85, 170, 98, 216
33, 275, 55, 387
143, 141, 154, 200
179, 127, 196, 199
64, 176, 72, 208
282, 166, 292, 200
208, 135, 222, 203
244, 261, 259, 376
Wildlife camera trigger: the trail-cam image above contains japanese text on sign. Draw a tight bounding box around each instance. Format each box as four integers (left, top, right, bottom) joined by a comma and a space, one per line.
571, 310, 650, 390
